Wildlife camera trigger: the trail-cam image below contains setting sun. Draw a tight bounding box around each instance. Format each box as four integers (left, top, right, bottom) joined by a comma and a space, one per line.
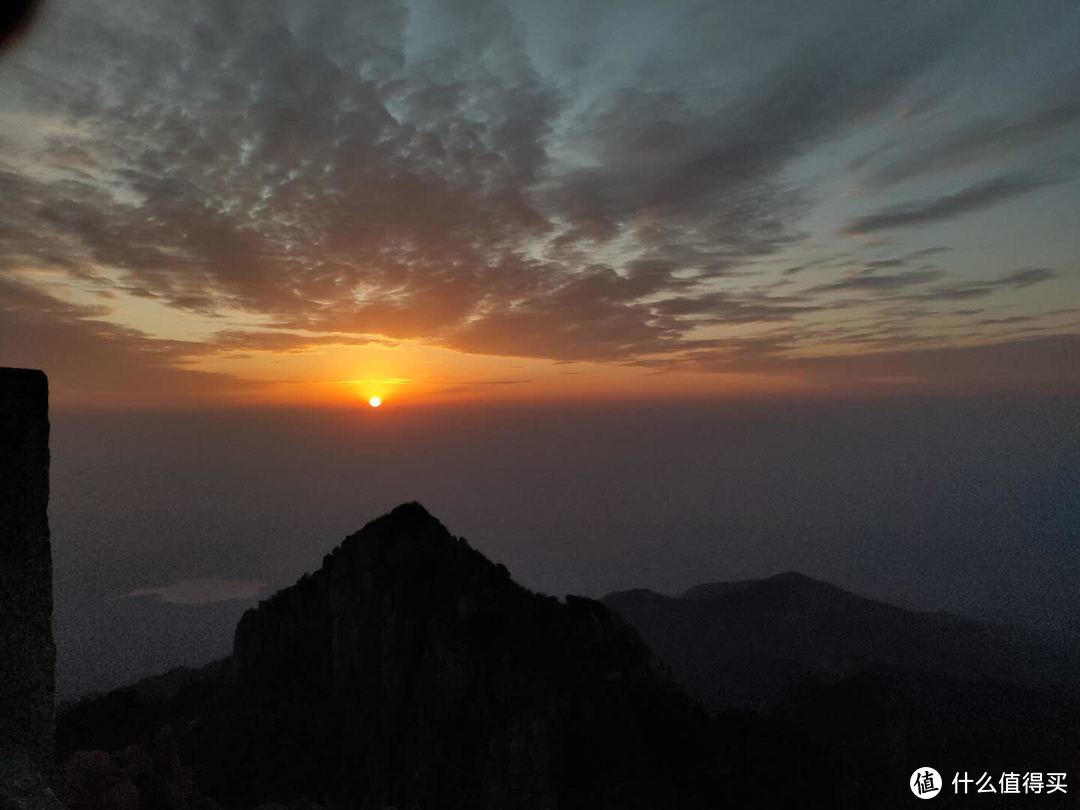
368, 396, 382, 408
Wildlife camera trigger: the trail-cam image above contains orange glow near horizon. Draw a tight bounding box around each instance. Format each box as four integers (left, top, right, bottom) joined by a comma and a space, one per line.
40, 311, 1048, 411
56, 330, 814, 411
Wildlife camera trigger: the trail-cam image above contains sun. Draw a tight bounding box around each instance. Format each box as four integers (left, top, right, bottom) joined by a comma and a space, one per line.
368, 396, 382, 408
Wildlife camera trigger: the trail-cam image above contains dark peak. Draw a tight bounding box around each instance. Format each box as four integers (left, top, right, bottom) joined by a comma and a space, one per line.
762, 571, 844, 593
329, 502, 516, 598
339, 501, 455, 554
681, 571, 847, 601
388, 500, 436, 523
375, 500, 445, 534
766, 570, 820, 585
247, 503, 474, 623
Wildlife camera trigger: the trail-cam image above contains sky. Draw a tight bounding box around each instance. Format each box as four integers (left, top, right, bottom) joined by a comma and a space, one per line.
0, 0, 1077, 406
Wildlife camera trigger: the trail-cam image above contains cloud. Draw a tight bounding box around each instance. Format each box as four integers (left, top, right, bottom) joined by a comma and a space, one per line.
863, 99, 1080, 188
658, 334, 1080, 393
543, 6, 966, 264
841, 174, 1061, 235
0, 0, 1074, 396
0, 0, 979, 367
809, 269, 944, 294
650, 290, 820, 323
976, 315, 1035, 326
0, 277, 256, 406
995, 268, 1058, 288
433, 378, 532, 395
900, 267, 1060, 303
206, 330, 394, 353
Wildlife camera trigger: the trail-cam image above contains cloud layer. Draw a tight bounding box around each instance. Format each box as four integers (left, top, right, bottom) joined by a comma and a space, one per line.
1, 0, 1077, 397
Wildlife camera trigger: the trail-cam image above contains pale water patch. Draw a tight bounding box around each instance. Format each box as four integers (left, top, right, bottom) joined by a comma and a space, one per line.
119, 578, 266, 606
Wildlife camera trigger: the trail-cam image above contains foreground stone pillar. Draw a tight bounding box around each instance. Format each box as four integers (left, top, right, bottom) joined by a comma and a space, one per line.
0, 368, 54, 775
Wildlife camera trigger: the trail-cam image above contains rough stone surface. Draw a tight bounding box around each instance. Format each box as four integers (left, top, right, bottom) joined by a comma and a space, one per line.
56, 731, 222, 810
202, 502, 725, 810
0, 752, 65, 810
0, 369, 55, 777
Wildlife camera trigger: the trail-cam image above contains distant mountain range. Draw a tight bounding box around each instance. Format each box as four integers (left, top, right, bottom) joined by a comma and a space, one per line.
56, 505, 1080, 810
603, 570, 1075, 713
605, 571, 1080, 808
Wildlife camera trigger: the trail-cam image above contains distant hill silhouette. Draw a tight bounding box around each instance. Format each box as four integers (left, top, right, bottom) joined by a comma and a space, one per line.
605, 571, 1080, 808
604, 570, 1070, 713
58, 505, 830, 810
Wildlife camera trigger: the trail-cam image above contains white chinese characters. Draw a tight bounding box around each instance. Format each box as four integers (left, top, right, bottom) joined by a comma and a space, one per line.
951, 771, 1067, 796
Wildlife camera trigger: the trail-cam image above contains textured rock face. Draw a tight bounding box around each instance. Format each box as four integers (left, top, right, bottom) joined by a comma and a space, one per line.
183, 503, 725, 810
0, 369, 55, 776
0, 752, 65, 810
56, 732, 225, 810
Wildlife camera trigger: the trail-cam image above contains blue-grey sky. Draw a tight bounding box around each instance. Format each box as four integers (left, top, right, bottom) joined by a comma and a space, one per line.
0, 0, 1077, 404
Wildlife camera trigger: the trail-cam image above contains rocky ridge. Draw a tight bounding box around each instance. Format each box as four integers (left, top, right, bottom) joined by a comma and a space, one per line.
61, 504, 825, 809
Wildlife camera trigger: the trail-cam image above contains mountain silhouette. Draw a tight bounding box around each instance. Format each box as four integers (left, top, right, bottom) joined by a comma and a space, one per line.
57, 509, 1080, 810
58, 504, 830, 810
604, 570, 1070, 712
604, 571, 1080, 808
